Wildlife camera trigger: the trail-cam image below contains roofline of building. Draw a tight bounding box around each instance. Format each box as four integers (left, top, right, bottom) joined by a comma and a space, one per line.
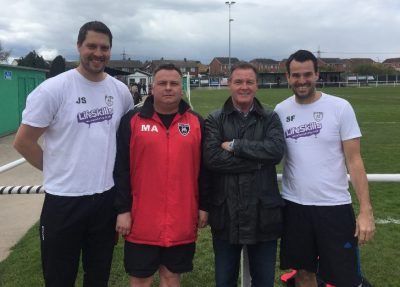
0, 63, 49, 72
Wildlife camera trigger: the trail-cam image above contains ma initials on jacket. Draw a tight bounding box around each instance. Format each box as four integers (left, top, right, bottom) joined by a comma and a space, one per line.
141, 124, 159, 132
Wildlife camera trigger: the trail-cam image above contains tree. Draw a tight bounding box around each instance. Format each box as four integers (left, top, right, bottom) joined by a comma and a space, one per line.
49, 55, 66, 77
352, 63, 396, 76
17, 50, 49, 69
0, 41, 11, 62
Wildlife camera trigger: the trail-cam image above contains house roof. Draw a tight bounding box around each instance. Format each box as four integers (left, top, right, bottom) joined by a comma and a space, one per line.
347, 58, 375, 64
151, 59, 199, 68
65, 61, 79, 69
107, 60, 143, 68
197, 63, 209, 73
65, 61, 133, 76
129, 69, 152, 76
383, 58, 400, 64
66, 60, 143, 69
0, 63, 48, 72
250, 58, 279, 64
319, 58, 342, 64
213, 57, 240, 65
104, 67, 131, 76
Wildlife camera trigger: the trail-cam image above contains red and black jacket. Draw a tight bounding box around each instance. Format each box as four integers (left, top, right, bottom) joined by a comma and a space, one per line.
114, 96, 209, 247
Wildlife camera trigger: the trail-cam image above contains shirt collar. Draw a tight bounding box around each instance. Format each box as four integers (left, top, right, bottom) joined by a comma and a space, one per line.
233, 104, 254, 118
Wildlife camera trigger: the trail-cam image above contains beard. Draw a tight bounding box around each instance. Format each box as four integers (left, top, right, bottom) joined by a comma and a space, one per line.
292, 83, 316, 100
80, 55, 106, 74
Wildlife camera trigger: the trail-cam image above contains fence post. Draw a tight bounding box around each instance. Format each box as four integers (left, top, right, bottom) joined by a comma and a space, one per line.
241, 246, 251, 287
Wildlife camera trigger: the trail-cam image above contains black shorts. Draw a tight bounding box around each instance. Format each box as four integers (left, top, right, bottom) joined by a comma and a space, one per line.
124, 241, 196, 278
40, 189, 116, 287
280, 200, 362, 287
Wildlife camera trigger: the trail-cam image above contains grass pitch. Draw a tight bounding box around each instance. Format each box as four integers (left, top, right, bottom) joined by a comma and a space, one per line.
0, 86, 399, 286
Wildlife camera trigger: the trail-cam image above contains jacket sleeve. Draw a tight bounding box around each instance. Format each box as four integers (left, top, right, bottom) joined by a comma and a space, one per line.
197, 114, 211, 212
203, 111, 260, 173
234, 111, 285, 165
113, 111, 134, 214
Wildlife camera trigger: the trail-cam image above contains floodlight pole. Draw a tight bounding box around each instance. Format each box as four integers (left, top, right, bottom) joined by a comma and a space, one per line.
225, 1, 235, 74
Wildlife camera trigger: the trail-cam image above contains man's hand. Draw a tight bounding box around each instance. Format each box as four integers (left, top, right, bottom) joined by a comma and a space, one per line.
198, 210, 208, 228
116, 212, 132, 236
355, 210, 375, 245
221, 140, 234, 152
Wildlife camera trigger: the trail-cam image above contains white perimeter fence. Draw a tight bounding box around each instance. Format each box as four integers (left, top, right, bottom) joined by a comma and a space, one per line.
1, 158, 399, 287
1, 158, 399, 194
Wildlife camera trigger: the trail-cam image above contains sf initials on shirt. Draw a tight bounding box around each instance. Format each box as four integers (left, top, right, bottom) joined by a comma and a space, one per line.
141, 124, 159, 133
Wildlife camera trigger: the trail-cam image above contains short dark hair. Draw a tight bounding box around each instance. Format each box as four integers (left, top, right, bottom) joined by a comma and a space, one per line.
229, 61, 258, 80
286, 50, 318, 74
77, 21, 113, 47
153, 63, 182, 77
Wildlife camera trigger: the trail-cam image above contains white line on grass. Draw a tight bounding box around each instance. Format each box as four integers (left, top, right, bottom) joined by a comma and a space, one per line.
375, 217, 400, 225
363, 122, 399, 124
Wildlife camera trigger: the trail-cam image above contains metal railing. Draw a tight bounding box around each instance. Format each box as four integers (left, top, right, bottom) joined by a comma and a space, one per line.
0, 158, 26, 173
1, 158, 399, 287
2, 158, 399, 194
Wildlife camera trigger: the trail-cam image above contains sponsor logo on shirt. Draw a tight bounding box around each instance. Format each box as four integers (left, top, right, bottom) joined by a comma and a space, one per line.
76, 95, 115, 125
285, 122, 322, 140
77, 106, 113, 125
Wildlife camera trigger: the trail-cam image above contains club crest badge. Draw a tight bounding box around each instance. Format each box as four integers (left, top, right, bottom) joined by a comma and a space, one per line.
313, 112, 323, 122
105, 95, 114, 106
178, 123, 190, 136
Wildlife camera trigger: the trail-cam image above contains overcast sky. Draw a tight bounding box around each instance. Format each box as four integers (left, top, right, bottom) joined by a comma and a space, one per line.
1, 0, 399, 64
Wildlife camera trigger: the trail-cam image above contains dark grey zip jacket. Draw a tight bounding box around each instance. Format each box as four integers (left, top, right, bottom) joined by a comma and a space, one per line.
203, 96, 285, 244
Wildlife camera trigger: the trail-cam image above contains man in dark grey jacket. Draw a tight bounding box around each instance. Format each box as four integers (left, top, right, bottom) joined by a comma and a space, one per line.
203, 62, 285, 287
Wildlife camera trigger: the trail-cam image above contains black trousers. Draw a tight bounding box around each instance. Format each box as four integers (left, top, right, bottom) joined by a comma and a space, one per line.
40, 188, 117, 287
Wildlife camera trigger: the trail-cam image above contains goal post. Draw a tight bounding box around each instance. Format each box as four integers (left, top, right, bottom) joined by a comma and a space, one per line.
182, 72, 193, 110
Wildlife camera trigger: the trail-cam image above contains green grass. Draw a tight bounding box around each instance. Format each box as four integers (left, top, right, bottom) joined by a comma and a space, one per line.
0, 86, 399, 286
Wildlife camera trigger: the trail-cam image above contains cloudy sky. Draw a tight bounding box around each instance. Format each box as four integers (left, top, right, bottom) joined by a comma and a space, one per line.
0, 0, 399, 64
